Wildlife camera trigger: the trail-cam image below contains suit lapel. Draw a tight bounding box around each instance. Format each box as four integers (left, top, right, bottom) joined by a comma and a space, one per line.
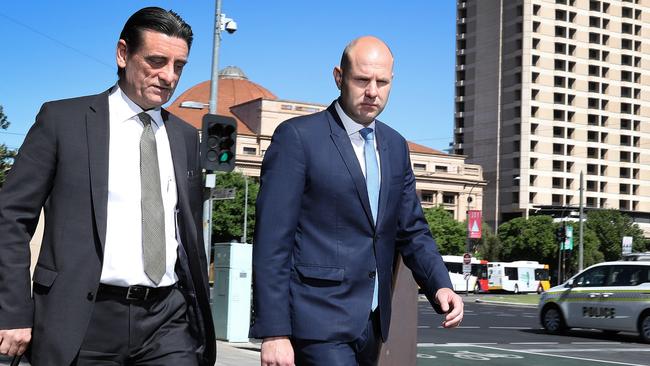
86, 91, 111, 252
376, 122, 391, 229
161, 109, 196, 251
163, 111, 190, 214
326, 104, 375, 228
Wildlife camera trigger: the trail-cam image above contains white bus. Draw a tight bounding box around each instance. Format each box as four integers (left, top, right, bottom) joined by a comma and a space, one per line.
488, 261, 550, 294
442, 255, 489, 293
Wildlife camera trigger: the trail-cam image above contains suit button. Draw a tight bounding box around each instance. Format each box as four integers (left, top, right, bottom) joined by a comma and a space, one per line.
87, 292, 94, 301
369, 271, 376, 279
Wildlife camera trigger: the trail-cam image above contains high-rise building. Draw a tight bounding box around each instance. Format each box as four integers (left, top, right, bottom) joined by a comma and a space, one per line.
453, 0, 650, 233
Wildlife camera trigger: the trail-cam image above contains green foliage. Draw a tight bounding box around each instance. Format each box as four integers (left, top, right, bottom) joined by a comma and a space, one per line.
210, 172, 258, 244
585, 209, 647, 261
476, 223, 500, 261
0, 105, 15, 188
423, 206, 466, 255
563, 224, 603, 277
0, 106, 8, 130
497, 215, 557, 265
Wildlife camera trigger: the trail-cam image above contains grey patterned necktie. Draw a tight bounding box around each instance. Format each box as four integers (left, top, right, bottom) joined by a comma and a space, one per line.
138, 112, 166, 285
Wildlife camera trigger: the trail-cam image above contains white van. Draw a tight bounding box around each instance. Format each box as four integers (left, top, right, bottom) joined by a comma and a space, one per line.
538, 261, 650, 343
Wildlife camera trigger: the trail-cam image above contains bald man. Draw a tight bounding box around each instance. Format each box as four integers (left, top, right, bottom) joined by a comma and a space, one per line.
249, 36, 463, 366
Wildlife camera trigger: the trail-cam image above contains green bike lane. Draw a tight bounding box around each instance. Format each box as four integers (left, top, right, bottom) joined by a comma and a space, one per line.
416, 344, 650, 366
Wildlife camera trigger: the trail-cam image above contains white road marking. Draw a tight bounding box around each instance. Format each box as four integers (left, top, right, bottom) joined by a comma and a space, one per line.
571, 341, 621, 345
489, 326, 534, 330
510, 342, 559, 345
471, 344, 649, 366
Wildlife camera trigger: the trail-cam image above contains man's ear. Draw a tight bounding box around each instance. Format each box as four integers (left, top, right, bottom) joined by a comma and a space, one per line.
333, 66, 343, 90
116, 39, 128, 69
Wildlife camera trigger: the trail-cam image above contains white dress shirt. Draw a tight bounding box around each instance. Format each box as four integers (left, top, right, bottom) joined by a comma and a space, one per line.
101, 85, 179, 287
335, 101, 381, 181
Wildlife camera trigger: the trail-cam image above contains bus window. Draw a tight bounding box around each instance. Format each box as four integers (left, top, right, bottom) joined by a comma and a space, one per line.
471, 264, 487, 279
505, 267, 518, 280
445, 262, 462, 274
535, 268, 550, 281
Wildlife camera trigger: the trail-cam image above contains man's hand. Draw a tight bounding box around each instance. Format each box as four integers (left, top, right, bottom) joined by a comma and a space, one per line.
0, 328, 31, 357
261, 336, 294, 366
435, 288, 464, 328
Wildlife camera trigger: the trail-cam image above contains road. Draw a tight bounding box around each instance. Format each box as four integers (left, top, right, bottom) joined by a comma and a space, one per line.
417, 294, 650, 366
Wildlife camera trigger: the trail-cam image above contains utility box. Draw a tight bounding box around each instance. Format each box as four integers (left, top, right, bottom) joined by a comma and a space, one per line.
212, 242, 252, 342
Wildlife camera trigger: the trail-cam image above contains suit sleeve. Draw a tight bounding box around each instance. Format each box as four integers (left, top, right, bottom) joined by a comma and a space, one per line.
0, 103, 57, 329
249, 122, 306, 338
394, 138, 453, 309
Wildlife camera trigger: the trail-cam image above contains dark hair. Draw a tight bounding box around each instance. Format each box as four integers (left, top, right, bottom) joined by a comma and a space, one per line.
117, 7, 193, 79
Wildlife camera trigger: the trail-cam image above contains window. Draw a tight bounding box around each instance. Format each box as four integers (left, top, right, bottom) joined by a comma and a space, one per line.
413, 163, 427, 171
574, 266, 609, 287
435, 165, 448, 173
442, 193, 455, 205
421, 191, 434, 203
505, 267, 518, 281
242, 146, 257, 155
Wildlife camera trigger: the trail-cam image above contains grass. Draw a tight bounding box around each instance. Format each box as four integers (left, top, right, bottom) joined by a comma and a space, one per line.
476, 293, 541, 305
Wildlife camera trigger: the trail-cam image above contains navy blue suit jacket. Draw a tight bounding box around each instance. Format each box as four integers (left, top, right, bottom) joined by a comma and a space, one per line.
249, 102, 452, 342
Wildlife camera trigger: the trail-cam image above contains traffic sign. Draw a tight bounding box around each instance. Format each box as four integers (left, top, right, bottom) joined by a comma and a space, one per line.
463, 253, 471, 275
622, 236, 633, 255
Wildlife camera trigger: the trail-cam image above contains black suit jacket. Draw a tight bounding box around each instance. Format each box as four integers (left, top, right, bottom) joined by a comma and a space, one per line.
0, 90, 215, 366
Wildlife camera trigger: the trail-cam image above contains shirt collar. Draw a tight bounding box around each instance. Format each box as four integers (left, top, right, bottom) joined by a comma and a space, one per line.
334, 100, 376, 137
109, 84, 163, 127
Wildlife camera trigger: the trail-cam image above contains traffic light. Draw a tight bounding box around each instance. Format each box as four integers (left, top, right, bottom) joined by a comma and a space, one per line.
201, 114, 237, 172
556, 226, 566, 245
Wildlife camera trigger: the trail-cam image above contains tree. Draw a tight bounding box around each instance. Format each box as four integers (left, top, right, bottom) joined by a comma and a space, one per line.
563, 224, 603, 278
423, 206, 466, 255
211, 172, 259, 244
496, 215, 557, 265
0, 105, 16, 188
585, 209, 647, 261
476, 223, 500, 261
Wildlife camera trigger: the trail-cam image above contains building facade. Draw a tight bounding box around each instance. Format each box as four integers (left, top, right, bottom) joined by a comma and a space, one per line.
452, 0, 650, 231
169, 67, 485, 222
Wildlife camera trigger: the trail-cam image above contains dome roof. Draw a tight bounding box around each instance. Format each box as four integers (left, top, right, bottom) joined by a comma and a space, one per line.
167, 66, 277, 134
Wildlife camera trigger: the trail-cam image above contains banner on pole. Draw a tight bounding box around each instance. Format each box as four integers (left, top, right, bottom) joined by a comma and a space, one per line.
468, 210, 482, 239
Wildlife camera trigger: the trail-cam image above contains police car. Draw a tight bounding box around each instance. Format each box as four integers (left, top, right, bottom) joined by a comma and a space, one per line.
538, 261, 650, 343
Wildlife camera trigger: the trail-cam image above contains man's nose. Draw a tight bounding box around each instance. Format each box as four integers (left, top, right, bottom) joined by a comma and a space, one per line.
365, 80, 378, 98
159, 63, 176, 85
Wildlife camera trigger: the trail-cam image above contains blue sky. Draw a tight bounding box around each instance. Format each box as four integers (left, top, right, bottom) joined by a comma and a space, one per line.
0, 1, 456, 151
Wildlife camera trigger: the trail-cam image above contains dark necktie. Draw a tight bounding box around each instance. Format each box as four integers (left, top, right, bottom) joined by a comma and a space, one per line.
138, 112, 166, 285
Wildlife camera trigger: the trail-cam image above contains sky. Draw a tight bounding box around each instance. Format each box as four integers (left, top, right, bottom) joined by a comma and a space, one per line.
0, 1, 456, 152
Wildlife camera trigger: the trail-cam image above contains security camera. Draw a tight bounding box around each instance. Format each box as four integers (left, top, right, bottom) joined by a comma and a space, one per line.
224, 20, 238, 34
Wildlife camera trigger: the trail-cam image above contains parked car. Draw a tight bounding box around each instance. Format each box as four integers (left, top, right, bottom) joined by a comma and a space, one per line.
539, 261, 650, 343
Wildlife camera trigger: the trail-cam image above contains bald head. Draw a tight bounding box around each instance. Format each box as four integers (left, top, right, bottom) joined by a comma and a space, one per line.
334, 36, 394, 125
340, 36, 394, 73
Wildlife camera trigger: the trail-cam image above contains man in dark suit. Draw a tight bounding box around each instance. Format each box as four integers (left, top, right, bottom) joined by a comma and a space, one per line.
250, 36, 463, 366
0, 7, 215, 366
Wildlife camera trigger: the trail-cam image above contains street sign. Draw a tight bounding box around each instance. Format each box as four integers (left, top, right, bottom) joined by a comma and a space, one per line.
212, 188, 236, 200
462, 253, 472, 275
467, 210, 482, 239
622, 236, 633, 255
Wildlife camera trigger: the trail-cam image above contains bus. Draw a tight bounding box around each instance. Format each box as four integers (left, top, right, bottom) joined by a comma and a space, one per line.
442, 255, 489, 293
488, 261, 550, 294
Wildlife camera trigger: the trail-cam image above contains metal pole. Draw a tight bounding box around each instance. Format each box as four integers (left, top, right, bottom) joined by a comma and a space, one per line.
579, 171, 584, 271
209, 0, 223, 115
242, 175, 249, 243
203, 0, 223, 270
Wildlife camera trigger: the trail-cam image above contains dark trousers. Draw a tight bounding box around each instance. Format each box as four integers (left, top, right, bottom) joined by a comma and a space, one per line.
292, 311, 381, 366
73, 287, 199, 366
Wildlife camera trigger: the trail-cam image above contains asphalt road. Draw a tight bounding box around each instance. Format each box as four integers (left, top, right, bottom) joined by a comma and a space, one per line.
417, 294, 650, 366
